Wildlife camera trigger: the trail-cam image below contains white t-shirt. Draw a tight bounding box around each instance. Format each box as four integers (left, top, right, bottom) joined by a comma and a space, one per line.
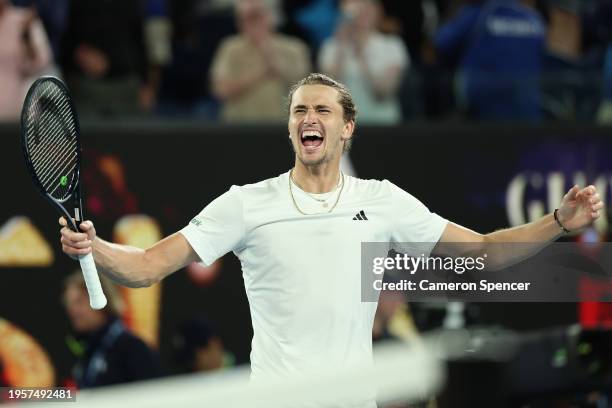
180, 171, 447, 406
318, 33, 409, 125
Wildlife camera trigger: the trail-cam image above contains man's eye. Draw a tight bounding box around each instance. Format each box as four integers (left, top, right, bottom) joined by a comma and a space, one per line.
294, 109, 306, 114
318, 109, 330, 113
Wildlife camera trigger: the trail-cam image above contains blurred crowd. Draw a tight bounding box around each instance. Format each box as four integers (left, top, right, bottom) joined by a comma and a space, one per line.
1, 0, 612, 124
60, 270, 234, 388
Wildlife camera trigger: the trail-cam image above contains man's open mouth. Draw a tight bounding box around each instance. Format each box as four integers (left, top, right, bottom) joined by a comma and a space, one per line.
300, 130, 324, 148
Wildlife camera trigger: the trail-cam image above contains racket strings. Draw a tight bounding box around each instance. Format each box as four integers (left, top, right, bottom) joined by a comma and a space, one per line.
24, 80, 79, 201
28, 117, 77, 198
29, 129, 74, 186
36, 135, 76, 192
26, 95, 74, 163
26, 82, 77, 153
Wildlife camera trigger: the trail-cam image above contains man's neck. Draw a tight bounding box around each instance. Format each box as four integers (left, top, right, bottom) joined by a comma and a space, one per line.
292, 160, 342, 194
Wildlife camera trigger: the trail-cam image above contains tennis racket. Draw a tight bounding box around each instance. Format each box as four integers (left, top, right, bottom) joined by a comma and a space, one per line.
20, 76, 107, 310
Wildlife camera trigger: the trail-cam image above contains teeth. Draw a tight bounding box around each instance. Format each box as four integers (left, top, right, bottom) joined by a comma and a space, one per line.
301, 130, 322, 139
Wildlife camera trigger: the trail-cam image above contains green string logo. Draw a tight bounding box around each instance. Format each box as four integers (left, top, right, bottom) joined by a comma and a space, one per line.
59, 175, 68, 187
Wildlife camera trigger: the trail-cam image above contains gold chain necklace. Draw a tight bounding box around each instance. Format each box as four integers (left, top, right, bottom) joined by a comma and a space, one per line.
290, 171, 342, 204
289, 169, 345, 215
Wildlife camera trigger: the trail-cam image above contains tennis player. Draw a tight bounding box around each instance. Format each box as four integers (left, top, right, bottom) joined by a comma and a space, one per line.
60, 73, 604, 407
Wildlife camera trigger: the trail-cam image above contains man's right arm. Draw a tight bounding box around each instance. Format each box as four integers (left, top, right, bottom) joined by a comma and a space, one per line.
60, 218, 199, 288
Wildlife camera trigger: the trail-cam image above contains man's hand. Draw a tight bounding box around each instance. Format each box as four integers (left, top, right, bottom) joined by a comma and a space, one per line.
557, 185, 605, 232
59, 217, 96, 257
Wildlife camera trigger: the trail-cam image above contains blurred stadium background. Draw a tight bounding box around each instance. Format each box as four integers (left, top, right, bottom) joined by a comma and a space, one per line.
1, 0, 612, 406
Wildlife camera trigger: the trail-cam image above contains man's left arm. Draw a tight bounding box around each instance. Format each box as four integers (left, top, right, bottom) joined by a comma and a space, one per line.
433, 185, 604, 267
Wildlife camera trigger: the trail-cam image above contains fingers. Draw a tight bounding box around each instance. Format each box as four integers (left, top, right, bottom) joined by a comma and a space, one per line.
58, 216, 78, 230
565, 185, 580, 201
58, 218, 96, 235
590, 200, 605, 219
79, 220, 94, 232
59, 219, 96, 257
561, 185, 605, 226
61, 234, 92, 249
61, 246, 91, 256
60, 227, 89, 243
581, 187, 604, 220
576, 185, 597, 200
578, 186, 604, 214
61, 237, 92, 256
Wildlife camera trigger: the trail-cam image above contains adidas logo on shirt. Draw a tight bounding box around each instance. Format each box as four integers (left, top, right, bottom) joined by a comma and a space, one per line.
352, 210, 368, 221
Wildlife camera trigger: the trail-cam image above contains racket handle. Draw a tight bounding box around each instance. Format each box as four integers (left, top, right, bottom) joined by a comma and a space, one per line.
78, 253, 108, 310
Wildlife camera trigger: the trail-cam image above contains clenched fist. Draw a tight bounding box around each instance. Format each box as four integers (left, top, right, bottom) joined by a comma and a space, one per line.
59, 217, 97, 257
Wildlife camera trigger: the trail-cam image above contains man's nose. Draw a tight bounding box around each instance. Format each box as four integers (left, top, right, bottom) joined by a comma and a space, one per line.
304, 108, 317, 124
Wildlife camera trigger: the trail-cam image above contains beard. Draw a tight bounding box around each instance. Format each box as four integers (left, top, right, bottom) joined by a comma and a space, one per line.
298, 154, 329, 167
289, 136, 343, 168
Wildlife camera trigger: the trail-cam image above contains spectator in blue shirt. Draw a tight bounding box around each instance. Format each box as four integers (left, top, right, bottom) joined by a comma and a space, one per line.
435, 0, 545, 121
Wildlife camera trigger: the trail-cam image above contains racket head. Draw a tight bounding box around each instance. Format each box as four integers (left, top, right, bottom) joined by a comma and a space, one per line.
20, 76, 82, 211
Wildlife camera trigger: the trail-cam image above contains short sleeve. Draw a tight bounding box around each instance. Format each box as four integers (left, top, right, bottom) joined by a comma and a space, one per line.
386, 181, 448, 256
180, 186, 245, 266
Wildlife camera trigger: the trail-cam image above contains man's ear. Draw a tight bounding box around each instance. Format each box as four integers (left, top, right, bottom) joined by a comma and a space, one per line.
341, 120, 355, 141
